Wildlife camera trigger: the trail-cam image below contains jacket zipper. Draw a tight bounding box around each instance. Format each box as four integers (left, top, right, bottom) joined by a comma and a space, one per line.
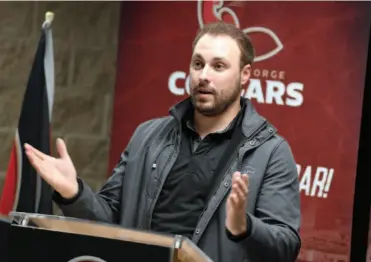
191, 138, 248, 241
192, 121, 269, 242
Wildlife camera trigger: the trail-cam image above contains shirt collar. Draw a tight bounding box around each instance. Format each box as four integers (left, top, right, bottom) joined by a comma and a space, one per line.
183, 100, 246, 139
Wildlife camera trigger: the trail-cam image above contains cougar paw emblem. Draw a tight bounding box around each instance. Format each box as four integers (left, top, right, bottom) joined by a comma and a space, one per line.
67, 256, 107, 262
197, 0, 284, 62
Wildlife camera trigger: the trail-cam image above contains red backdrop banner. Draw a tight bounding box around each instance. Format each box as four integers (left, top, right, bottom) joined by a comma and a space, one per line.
109, 2, 371, 261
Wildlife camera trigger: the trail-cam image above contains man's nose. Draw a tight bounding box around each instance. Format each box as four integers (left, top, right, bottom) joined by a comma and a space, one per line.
199, 66, 210, 83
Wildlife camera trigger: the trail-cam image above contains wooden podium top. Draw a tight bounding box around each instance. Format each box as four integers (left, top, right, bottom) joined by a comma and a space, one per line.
9, 212, 213, 262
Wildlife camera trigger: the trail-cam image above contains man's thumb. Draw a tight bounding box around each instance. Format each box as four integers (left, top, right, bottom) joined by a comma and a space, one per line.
56, 138, 69, 159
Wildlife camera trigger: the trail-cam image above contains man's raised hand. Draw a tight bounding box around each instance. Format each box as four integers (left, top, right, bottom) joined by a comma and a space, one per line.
24, 138, 78, 199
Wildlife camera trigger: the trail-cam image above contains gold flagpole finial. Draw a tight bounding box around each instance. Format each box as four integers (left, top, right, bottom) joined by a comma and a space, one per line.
45, 11, 55, 24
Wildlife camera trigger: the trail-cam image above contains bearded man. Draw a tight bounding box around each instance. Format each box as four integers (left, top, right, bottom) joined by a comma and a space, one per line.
25, 21, 301, 262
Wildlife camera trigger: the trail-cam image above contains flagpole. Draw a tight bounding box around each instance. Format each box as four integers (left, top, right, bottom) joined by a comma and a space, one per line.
34, 11, 56, 214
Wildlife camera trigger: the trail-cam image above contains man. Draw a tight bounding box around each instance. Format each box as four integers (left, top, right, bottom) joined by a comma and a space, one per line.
25, 21, 301, 262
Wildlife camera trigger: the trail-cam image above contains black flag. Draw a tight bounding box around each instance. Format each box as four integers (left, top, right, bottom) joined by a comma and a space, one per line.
0, 13, 55, 215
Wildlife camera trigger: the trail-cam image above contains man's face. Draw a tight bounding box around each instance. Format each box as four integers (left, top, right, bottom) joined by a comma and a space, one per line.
189, 34, 250, 116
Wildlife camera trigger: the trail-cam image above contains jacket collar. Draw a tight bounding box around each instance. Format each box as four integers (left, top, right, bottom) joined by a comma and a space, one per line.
169, 97, 268, 138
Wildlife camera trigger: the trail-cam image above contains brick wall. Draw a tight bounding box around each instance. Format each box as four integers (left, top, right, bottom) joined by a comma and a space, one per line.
0, 2, 120, 204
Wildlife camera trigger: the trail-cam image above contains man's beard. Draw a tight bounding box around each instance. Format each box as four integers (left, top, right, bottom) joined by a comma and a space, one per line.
190, 78, 242, 117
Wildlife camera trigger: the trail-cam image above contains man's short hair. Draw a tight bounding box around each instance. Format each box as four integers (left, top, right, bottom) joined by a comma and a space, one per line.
192, 21, 255, 68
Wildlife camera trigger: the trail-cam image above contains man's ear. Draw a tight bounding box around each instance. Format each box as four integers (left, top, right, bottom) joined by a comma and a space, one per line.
240, 64, 251, 85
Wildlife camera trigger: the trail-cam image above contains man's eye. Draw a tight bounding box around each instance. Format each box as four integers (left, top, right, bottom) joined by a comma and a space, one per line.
214, 63, 225, 70
193, 61, 203, 69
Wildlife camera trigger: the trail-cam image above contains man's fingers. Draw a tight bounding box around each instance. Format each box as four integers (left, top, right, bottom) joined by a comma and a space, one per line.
232, 173, 248, 193
237, 175, 248, 195
25, 150, 44, 175
56, 138, 69, 160
230, 172, 249, 207
233, 183, 246, 202
232, 171, 241, 182
229, 192, 239, 206
24, 143, 52, 161
26, 150, 56, 182
230, 183, 245, 206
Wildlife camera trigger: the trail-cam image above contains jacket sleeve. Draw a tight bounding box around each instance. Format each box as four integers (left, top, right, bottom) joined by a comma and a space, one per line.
233, 139, 301, 262
52, 140, 131, 224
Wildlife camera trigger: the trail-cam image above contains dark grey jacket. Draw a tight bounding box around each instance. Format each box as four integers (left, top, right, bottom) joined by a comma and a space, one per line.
56, 98, 301, 262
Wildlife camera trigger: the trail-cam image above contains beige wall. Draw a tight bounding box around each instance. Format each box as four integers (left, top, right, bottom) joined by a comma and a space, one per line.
0, 2, 120, 198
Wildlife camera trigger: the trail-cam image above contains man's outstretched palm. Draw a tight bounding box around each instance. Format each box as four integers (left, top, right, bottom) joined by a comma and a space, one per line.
226, 172, 249, 236
25, 138, 78, 199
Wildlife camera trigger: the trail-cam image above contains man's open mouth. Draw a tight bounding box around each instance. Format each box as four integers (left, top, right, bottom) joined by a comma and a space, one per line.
198, 90, 213, 94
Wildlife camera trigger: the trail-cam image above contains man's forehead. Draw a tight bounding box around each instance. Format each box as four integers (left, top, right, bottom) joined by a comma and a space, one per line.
193, 34, 240, 60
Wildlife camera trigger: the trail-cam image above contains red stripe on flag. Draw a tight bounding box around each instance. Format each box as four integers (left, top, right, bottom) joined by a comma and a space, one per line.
0, 142, 19, 215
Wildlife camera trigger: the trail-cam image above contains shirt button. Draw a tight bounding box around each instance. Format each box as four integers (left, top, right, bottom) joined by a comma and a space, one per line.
195, 229, 200, 234
249, 140, 255, 146
224, 182, 229, 187
268, 127, 274, 133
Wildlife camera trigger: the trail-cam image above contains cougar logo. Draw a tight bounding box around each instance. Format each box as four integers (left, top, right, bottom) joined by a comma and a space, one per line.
67, 256, 107, 262
197, 0, 283, 62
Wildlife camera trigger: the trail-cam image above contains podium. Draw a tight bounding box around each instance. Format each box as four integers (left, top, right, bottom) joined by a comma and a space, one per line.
7, 212, 213, 262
